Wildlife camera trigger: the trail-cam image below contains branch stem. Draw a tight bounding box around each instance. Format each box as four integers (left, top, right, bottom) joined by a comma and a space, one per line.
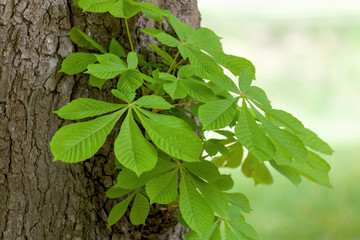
167, 51, 180, 73
172, 100, 198, 106
124, 18, 134, 51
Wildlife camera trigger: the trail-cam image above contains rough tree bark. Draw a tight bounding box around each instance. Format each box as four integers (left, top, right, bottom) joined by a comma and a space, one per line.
0, 0, 200, 239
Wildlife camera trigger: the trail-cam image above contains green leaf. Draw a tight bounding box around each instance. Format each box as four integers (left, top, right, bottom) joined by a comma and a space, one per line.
298, 128, 334, 155
270, 160, 302, 186
189, 103, 202, 117
131, 0, 169, 22
201, 221, 222, 240
158, 72, 178, 81
108, 0, 141, 18
106, 187, 133, 199
127, 51, 138, 69
96, 53, 126, 66
115, 157, 176, 189
86, 54, 127, 79
163, 79, 188, 99
213, 53, 256, 79
138, 108, 193, 131
225, 207, 259, 240
235, 103, 275, 162
187, 47, 239, 94
107, 193, 135, 227
136, 108, 202, 162
137, 53, 148, 67
191, 176, 229, 217
242, 153, 273, 185
146, 169, 179, 204
224, 142, 244, 168
68, 27, 107, 53
207, 82, 233, 99
229, 108, 240, 128
204, 139, 229, 157
54, 98, 124, 120
211, 174, 234, 191
226, 193, 251, 213
238, 67, 254, 93
183, 160, 221, 182
214, 130, 236, 138
184, 231, 200, 240
199, 98, 239, 130
59, 53, 97, 75
174, 213, 191, 229
133, 95, 173, 109
177, 43, 192, 59
117, 70, 145, 92
89, 75, 108, 89
130, 193, 150, 225
187, 27, 223, 54
141, 28, 180, 47
114, 110, 158, 176
212, 142, 243, 168
266, 109, 306, 135
291, 151, 332, 187
166, 14, 195, 41
78, 0, 115, 12
170, 108, 200, 131
253, 107, 308, 164
139, 10, 164, 23
50, 109, 126, 163
178, 65, 196, 79
246, 86, 272, 110
109, 38, 125, 58
115, 170, 149, 189
179, 174, 214, 234
111, 89, 135, 103
149, 44, 174, 65
182, 78, 217, 103
211, 157, 226, 168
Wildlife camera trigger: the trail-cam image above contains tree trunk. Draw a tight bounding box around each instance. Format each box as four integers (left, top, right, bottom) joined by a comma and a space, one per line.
0, 0, 200, 239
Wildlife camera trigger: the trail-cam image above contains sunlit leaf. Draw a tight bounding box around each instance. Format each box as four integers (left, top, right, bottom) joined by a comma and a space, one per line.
235, 102, 275, 162
136, 108, 202, 162
109, 0, 141, 18
127, 51, 138, 69
51, 109, 126, 163
199, 98, 239, 130
179, 173, 214, 234
146, 169, 178, 204
226, 192, 251, 213
133, 95, 173, 109
130, 193, 150, 225
107, 193, 135, 227
54, 98, 124, 120
114, 110, 157, 176
68, 27, 107, 53
59, 53, 97, 75
78, 0, 116, 13
109, 38, 125, 58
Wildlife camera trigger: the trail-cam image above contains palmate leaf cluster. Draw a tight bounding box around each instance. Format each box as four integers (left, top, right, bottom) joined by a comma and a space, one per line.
51, 0, 334, 238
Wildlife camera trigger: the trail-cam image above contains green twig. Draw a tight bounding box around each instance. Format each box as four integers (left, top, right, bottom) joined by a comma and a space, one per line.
172, 100, 198, 106
124, 18, 134, 51
167, 51, 180, 73
172, 59, 185, 74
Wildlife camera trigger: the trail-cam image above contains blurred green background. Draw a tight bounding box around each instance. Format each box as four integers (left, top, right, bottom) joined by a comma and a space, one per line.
198, 1, 360, 239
